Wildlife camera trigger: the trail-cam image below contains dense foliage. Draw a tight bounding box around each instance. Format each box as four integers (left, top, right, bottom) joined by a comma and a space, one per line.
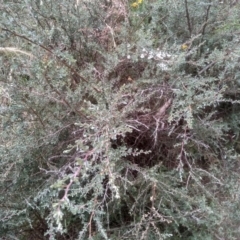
1, 0, 240, 239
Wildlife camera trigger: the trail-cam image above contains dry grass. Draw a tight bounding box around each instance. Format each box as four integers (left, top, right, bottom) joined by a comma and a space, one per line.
0, 47, 34, 58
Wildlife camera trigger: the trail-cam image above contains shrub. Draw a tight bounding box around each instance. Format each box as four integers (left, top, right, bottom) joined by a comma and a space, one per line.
1, 0, 240, 239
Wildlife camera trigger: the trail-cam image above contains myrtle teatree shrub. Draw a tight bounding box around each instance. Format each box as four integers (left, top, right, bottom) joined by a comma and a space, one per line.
0, 0, 240, 239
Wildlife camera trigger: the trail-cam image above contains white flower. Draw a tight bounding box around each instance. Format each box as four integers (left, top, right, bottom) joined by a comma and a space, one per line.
157, 63, 169, 71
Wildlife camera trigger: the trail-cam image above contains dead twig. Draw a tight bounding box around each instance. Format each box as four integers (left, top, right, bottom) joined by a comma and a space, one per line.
155, 98, 172, 119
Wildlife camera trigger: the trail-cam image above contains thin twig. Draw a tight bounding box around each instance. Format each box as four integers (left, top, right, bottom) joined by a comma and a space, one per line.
202, 3, 212, 37
184, 0, 192, 37
198, 61, 216, 75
